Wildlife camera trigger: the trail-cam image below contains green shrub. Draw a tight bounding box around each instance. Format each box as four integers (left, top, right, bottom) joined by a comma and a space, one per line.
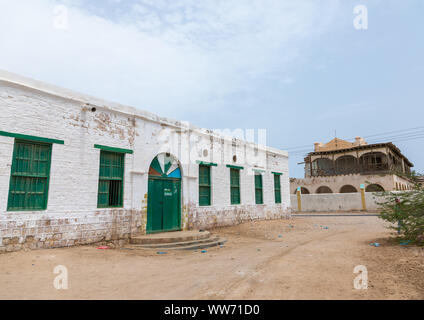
377, 172, 424, 245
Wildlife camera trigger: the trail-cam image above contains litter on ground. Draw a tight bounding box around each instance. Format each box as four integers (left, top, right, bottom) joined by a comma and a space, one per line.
97, 246, 110, 250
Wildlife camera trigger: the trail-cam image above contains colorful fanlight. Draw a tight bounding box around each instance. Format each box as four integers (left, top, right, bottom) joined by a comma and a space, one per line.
148, 154, 181, 179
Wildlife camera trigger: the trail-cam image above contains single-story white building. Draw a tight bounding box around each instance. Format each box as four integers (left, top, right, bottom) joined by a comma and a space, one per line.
0, 70, 290, 252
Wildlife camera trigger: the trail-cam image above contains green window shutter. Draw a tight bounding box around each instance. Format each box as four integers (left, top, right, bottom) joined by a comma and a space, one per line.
199, 165, 211, 206
7, 140, 52, 211
230, 168, 240, 205
255, 173, 263, 204
274, 174, 281, 204
97, 180, 109, 207
97, 151, 125, 208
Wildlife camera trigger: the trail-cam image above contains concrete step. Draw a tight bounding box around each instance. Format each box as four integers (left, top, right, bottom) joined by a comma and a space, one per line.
131, 236, 221, 249
174, 238, 227, 251
124, 238, 227, 251
130, 230, 211, 245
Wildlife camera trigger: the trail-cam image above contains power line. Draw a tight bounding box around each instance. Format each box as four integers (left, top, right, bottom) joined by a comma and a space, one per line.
283, 125, 424, 149
282, 125, 424, 152
362, 126, 424, 139
380, 134, 424, 144
288, 133, 424, 157
367, 132, 424, 144
284, 144, 315, 151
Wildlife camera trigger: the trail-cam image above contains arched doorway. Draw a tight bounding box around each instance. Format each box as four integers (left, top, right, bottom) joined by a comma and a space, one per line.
147, 153, 182, 233
365, 184, 384, 192
340, 185, 357, 193
293, 187, 310, 195
311, 158, 335, 176
335, 155, 357, 174
360, 152, 388, 172
316, 186, 333, 194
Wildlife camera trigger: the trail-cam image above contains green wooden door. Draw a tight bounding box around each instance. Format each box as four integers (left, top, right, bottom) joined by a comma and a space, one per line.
147, 178, 164, 232
163, 179, 181, 231
147, 178, 181, 233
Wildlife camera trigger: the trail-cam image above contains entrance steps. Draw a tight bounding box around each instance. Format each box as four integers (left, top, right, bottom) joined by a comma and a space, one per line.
127, 230, 227, 251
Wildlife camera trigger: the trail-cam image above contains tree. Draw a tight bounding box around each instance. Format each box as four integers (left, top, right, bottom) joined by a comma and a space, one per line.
377, 171, 424, 245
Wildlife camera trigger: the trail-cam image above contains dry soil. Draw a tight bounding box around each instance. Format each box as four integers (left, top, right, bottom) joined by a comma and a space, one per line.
0, 215, 422, 299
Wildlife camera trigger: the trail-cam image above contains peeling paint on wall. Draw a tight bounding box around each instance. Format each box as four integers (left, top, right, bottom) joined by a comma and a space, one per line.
0, 75, 290, 253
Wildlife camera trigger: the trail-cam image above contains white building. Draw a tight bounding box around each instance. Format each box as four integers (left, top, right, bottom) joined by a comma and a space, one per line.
0, 70, 290, 252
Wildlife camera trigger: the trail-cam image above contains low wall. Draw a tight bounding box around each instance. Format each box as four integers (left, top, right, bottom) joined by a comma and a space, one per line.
0, 204, 292, 253
189, 204, 291, 230
290, 192, 385, 212
0, 209, 144, 253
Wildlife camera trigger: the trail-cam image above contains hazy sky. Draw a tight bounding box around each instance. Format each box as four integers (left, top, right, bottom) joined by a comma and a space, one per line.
1, 0, 423, 177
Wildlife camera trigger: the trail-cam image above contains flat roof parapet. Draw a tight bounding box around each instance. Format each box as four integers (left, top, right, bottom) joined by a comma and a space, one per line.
0, 69, 288, 157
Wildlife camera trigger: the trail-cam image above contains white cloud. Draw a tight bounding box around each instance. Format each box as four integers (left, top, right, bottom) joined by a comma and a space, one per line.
0, 0, 342, 118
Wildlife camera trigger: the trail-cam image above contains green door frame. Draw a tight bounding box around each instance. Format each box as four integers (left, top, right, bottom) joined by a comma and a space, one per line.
146, 176, 182, 234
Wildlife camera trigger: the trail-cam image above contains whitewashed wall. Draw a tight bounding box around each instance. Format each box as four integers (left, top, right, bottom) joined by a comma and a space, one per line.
0, 73, 290, 252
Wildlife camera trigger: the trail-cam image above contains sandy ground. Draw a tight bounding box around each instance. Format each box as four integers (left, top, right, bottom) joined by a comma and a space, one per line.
0, 215, 423, 300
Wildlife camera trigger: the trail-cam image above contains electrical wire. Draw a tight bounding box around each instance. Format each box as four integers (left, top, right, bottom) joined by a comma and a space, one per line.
283, 125, 424, 156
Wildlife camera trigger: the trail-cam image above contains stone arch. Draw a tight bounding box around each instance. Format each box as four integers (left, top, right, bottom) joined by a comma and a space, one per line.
316, 186, 333, 194
335, 155, 357, 174
311, 158, 335, 176
302, 187, 310, 194
340, 185, 357, 193
360, 152, 388, 172
365, 184, 385, 192
293, 187, 310, 194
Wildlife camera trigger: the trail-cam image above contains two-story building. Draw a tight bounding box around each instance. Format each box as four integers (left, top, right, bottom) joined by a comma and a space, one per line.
290, 137, 414, 194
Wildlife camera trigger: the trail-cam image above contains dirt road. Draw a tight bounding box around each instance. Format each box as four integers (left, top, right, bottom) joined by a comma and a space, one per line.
0, 216, 422, 299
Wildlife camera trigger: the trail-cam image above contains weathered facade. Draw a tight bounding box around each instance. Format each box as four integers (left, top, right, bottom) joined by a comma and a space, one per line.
291, 137, 414, 194
0, 70, 290, 252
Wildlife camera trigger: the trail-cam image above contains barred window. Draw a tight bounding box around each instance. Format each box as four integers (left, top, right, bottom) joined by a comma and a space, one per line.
97, 151, 125, 208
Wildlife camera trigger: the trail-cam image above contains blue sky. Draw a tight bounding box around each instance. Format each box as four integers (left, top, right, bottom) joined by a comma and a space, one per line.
0, 0, 423, 177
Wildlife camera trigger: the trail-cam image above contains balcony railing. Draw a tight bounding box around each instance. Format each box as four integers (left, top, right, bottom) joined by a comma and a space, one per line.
311, 163, 393, 177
